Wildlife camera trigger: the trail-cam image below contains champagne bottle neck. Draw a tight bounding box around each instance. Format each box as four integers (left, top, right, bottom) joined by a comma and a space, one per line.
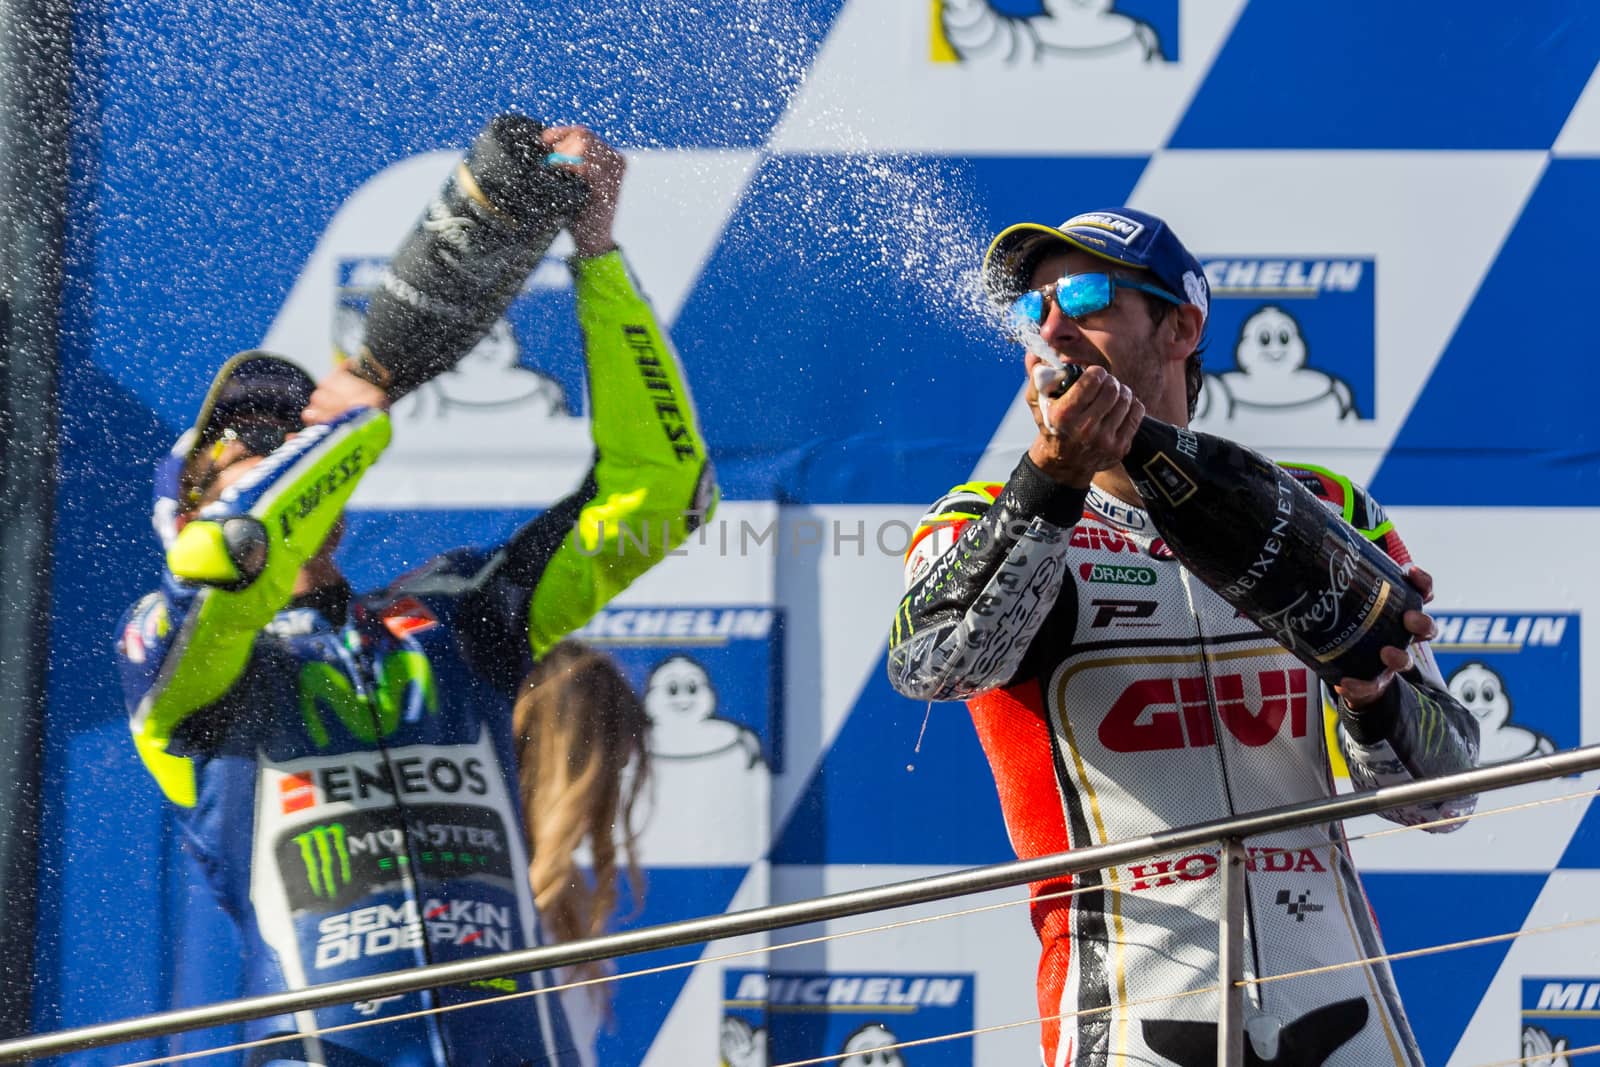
1124, 414, 1203, 497
1128, 412, 1175, 460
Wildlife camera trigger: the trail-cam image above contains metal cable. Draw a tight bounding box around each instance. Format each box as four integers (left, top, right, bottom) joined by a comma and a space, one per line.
119, 792, 1600, 1067
1340, 784, 1600, 844
769, 912, 1600, 1067
1246, 915, 1600, 989
1474, 1040, 1600, 1066
11, 747, 1595, 1066
765, 985, 1222, 1067
114, 878, 1116, 1065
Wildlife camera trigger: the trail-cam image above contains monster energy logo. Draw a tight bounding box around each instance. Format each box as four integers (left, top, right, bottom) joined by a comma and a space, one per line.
294, 823, 353, 898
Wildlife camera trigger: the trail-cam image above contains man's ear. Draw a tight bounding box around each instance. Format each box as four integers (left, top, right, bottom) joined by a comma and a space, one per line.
1168, 304, 1204, 360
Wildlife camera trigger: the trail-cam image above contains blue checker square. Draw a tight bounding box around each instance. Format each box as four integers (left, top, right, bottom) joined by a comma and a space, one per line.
1172, 1, 1600, 150
1373, 158, 1600, 506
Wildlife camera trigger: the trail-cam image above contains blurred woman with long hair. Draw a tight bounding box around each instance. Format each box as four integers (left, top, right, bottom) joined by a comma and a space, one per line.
513, 639, 653, 1064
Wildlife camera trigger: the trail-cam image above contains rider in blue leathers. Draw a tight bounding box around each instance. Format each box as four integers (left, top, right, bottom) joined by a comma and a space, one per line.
114, 127, 715, 1066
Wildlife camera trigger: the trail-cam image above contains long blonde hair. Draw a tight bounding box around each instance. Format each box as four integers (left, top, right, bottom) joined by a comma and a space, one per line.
513, 640, 652, 1005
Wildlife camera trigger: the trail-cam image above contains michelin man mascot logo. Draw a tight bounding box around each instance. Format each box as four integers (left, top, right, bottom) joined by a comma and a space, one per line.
839, 1023, 905, 1067
719, 1016, 767, 1067
1522, 1024, 1572, 1067
643, 655, 764, 768
1447, 662, 1554, 765
634, 654, 770, 865
331, 266, 572, 426
391, 317, 568, 421
1192, 305, 1358, 430
939, 0, 1162, 66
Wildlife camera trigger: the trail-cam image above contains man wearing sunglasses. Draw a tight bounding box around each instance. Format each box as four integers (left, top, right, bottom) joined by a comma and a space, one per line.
887, 209, 1476, 1066
115, 126, 717, 1067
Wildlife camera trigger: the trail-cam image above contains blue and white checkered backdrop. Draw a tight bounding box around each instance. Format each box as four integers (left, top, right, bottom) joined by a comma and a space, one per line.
39, 2, 1600, 1063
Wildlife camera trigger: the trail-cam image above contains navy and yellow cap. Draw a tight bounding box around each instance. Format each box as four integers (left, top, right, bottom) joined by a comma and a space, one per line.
154, 351, 316, 546
176, 351, 315, 503
186, 351, 314, 456
981, 208, 1210, 325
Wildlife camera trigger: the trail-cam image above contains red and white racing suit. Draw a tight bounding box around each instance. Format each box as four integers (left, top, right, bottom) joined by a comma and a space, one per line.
886, 455, 1479, 1067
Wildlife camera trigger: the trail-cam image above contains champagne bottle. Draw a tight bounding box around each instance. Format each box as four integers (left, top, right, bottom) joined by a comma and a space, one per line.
1048, 363, 1419, 686
348, 113, 588, 399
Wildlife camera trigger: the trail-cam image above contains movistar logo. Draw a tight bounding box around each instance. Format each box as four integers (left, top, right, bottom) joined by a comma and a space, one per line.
299, 651, 439, 747
294, 823, 353, 898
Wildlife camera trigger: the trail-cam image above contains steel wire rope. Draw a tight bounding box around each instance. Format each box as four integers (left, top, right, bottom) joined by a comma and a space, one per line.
1340, 784, 1600, 843
760, 912, 1600, 1067
112, 876, 1121, 1066
1244, 915, 1600, 989
1475, 1040, 1600, 1066
107, 779, 1600, 1065
101, 903, 1600, 1067
1230, 782, 1600, 866
765, 984, 1226, 1067
24, 748, 1591, 1066
1038, 782, 1600, 893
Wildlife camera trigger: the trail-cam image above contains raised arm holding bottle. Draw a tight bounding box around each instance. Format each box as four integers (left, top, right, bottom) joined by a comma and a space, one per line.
886, 208, 1477, 1067
115, 118, 715, 1067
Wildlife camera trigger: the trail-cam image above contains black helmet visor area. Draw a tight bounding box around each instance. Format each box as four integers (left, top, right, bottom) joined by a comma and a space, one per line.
179, 352, 315, 506
190, 351, 315, 452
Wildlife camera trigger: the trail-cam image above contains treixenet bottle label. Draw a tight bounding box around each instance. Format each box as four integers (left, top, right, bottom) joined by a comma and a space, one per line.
1236, 491, 1401, 670
1126, 419, 1418, 684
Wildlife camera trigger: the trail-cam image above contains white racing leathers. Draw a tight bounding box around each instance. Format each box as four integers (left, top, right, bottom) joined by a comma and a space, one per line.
887, 455, 1479, 1067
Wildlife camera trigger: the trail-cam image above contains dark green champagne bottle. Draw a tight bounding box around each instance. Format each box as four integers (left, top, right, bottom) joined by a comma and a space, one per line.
352, 113, 588, 399
1053, 364, 1421, 685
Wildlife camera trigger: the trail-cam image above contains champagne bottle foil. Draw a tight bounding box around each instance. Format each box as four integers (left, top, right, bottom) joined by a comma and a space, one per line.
360, 113, 588, 398
464, 113, 588, 229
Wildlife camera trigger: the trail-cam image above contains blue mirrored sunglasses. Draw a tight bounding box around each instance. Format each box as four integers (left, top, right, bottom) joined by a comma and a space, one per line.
1007, 272, 1182, 333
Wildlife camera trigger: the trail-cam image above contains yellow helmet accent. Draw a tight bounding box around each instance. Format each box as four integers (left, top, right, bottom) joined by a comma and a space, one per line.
133, 729, 198, 807
166, 520, 242, 585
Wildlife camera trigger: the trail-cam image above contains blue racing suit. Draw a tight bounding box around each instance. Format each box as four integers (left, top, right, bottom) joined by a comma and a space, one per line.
114, 252, 716, 1066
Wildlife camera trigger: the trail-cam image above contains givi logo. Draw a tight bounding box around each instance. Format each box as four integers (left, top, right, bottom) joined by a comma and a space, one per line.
1069, 525, 1138, 553
1098, 669, 1311, 753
